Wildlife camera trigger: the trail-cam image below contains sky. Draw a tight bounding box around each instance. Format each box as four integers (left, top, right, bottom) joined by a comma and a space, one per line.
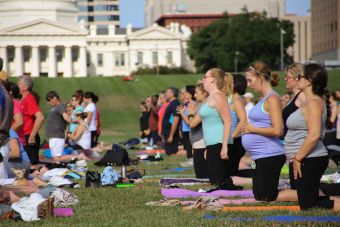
120, 0, 311, 28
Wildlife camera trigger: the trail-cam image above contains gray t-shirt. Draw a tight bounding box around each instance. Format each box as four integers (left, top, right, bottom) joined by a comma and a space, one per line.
46, 104, 67, 138
284, 107, 327, 161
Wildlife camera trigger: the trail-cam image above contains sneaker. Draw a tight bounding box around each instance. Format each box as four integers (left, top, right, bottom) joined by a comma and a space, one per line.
180, 158, 193, 167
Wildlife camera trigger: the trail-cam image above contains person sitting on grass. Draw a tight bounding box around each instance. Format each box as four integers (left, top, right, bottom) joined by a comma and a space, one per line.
67, 110, 91, 150
45, 91, 88, 162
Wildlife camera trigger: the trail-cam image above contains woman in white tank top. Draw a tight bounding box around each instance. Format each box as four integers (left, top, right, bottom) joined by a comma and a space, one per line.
67, 111, 91, 150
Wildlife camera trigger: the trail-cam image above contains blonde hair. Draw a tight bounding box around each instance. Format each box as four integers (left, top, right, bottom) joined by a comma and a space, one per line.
285, 63, 304, 79
208, 68, 233, 96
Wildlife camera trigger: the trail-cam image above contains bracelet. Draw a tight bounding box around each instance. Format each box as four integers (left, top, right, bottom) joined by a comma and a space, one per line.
188, 114, 194, 118
294, 156, 302, 162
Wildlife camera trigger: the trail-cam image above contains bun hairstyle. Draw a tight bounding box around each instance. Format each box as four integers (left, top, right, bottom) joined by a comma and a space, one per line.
248, 61, 279, 87
75, 112, 87, 120
285, 63, 304, 79
304, 63, 332, 128
208, 68, 233, 96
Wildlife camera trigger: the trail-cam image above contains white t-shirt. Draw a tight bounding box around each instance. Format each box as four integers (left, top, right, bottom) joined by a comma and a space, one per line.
84, 103, 97, 131
245, 102, 255, 121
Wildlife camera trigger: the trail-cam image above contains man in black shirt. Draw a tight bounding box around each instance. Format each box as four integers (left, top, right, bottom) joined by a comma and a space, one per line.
162, 87, 180, 155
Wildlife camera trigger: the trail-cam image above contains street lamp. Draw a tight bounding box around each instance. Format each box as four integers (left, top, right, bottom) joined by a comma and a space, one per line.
234, 51, 240, 73
280, 28, 286, 71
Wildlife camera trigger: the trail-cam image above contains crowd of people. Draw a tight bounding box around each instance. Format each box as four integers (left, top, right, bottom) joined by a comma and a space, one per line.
139, 61, 340, 211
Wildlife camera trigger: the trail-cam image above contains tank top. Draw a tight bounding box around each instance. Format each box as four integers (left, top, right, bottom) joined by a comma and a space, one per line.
228, 99, 238, 144
281, 91, 301, 140
285, 101, 328, 161
77, 122, 91, 150
241, 91, 284, 160
199, 102, 223, 146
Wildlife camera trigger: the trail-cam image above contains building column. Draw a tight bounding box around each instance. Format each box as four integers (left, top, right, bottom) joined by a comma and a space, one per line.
15, 46, 23, 76
64, 46, 73, 77
0, 46, 8, 72
31, 46, 40, 77
48, 46, 57, 78
79, 46, 87, 77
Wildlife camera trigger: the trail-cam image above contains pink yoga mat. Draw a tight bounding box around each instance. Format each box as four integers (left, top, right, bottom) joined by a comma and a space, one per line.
161, 188, 254, 199
54, 208, 74, 217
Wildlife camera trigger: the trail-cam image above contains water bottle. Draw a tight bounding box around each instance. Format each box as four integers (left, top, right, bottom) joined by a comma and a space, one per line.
121, 165, 126, 178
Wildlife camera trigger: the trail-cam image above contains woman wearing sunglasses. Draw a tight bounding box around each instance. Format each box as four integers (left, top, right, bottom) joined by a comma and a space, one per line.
241, 61, 285, 202
286, 63, 340, 211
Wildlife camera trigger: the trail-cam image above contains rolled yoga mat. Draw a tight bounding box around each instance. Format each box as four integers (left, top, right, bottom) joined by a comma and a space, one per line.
222, 205, 300, 212
161, 188, 253, 199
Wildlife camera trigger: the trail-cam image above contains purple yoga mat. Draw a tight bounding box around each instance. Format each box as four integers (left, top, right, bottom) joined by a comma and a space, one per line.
53, 208, 74, 217
161, 188, 254, 199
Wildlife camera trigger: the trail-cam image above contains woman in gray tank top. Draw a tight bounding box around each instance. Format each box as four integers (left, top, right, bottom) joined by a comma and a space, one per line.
287, 63, 340, 211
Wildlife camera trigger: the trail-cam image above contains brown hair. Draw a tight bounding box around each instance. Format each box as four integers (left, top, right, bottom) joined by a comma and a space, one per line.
208, 68, 233, 95
248, 61, 279, 87
196, 80, 209, 97
75, 112, 87, 119
285, 63, 304, 79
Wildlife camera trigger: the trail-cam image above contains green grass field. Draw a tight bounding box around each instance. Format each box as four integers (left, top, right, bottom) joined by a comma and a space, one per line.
2, 72, 340, 226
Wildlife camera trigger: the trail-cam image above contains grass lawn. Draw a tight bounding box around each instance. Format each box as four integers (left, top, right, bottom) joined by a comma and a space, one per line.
2, 72, 340, 226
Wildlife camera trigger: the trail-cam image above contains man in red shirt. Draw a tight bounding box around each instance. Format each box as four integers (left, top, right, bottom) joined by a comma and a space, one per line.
17, 76, 44, 166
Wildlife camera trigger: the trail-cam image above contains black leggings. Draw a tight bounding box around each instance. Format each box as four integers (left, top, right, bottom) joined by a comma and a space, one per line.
252, 154, 285, 202
182, 131, 192, 159
227, 137, 246, 176
24, 134, 41, 165
90, 131, 97, 148
206, 143, 232, 186
193, 148, 208, 178
288, 162, 296, 189
295, 156, 334, 210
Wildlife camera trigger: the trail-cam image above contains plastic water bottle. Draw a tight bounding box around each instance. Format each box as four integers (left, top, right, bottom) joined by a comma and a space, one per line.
121, 165, 126, 178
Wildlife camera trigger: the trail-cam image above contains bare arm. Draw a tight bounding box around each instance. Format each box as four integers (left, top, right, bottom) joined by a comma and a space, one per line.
295, 100, 324, 160
244, 95, 283, 137
62, 112, 72, 124
232, 99, 247, 138
9, 138, 21, 159
68, 125, 85, 141
169, 116, 179, 138
28, 111, 44, 144
11, 113, 23, 132
86, 111, 93, 125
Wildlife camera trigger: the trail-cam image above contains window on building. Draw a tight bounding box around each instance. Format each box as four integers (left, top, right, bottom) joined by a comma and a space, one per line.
7, 47, 14, 62
98, 53, 103, 66
167, 51, 173, 65
23, 47, 31, 62
115, 53, 125, 66
137, 52, 143, 65
56, 47, 64, 62
72, 47, 79, 62
152, 51, 158, 65
40, 47, 47, 62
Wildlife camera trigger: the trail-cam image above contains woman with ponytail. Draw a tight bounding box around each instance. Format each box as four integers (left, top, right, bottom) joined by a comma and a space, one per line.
187, 68, 240, 189
241, 61, 286, 202
286, 63, 340, 210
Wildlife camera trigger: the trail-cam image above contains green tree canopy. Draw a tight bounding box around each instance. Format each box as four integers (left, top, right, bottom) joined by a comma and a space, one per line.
187, 11, 294, 72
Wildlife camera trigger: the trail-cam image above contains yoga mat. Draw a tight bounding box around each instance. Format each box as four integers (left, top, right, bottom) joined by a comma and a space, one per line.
222, 206, 300, 212
160, 168, 189, 173
143, 174, 195, 179
161, 188, 253, 199
182, 198, 257, 206
137, 149, 165, 154
280, 164, 289, 175
264, 216, 340, 222
160, 178, 210, 186
204, 214, 253, 221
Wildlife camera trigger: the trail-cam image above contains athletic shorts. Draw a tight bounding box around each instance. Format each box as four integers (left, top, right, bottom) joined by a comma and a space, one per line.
49, 138, 65, 157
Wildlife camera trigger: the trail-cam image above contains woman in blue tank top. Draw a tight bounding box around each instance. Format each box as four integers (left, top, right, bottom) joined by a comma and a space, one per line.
241, 61, 286, 202
187, 69, 240, 188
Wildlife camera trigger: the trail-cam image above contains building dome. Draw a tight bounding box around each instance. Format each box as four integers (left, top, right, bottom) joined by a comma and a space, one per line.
0, 0, 78, 29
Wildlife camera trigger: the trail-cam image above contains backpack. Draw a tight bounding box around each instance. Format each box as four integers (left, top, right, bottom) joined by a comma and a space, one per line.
95, 144, 130, 166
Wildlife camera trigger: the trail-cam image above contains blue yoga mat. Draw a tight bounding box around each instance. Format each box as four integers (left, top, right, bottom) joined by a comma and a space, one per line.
265, 216, 340, 222
160, 167, 189, 173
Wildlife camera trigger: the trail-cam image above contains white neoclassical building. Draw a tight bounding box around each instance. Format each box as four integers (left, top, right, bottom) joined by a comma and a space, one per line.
0, 0, 194, 77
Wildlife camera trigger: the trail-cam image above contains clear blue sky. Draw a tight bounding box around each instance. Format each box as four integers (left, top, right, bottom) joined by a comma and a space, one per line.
120, 0, 311, 28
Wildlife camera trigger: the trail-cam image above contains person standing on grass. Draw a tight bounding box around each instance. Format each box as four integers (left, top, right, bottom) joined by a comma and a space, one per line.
83, 92, 97, 148
187, 69, 239, 188
146, 95, 159, 147
162, 87, 180, 155
157, 91, 169, 138
241, 61, 285, 202
17, 75, 44, 167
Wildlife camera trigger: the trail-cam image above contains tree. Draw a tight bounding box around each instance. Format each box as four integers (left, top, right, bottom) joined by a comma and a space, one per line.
187, 11, 294, 72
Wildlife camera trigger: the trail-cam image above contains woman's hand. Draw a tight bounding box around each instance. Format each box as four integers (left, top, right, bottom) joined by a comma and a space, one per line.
187, 102, 197, 115
220, 145, 229, 160
176, 105, 185, 115
241, 123, 254, 134
293, 159, 302, 179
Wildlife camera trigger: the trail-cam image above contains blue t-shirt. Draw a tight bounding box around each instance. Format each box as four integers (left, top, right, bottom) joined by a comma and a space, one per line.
70, 106, 84, 133
9, 129, 30, 162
